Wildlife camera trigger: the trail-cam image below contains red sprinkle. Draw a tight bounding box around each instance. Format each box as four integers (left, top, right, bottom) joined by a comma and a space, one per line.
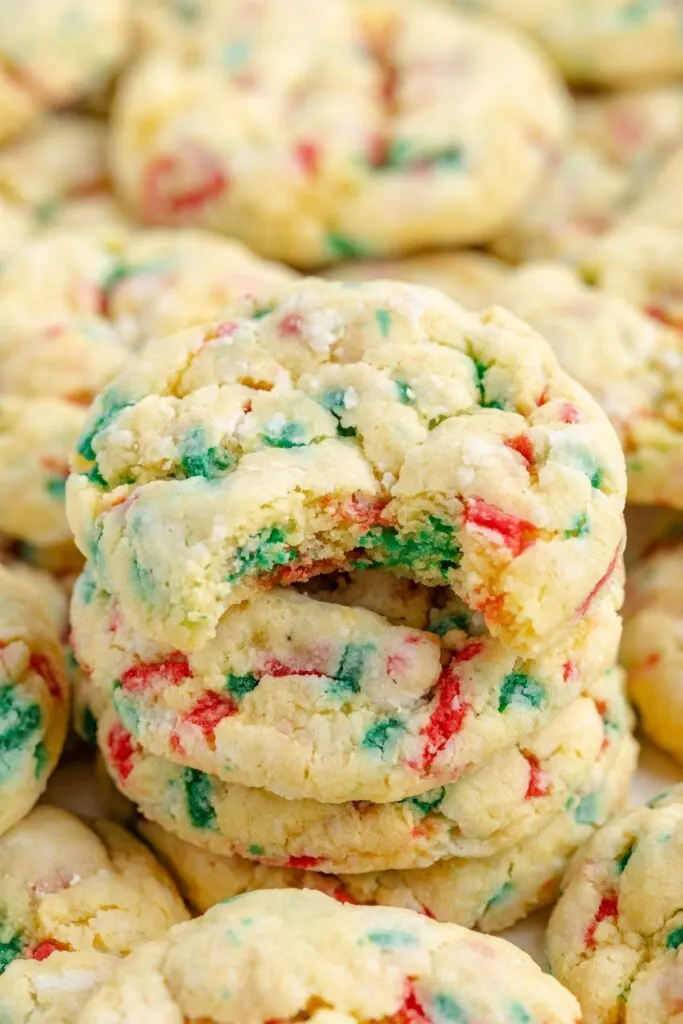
107, 723, 138, 781
397, 980, 433, 1024
294, 141, 320, 177
463, 497, 539, 558
274, 558, 345, 586
645, 652, 661, 668
29, 653, 62, 700
451, 640, 485, 664
504, 434, 535, 468
584, 893, 619, 950
142, 144, 228, 223
285, 855, 323, 870
39, 456, 69, 477
29, 940, 69, 961
120, 656, 192, 694
279, 313, 304, 337
412, 662, 471, 774
574, 544, 621, 620
563, 660, 577, 683
559, 402, 582, 424
339, 494, 390, 526
182, 691, 238, 739
261, 656, 327, 679
645, 304, 683, 332
418, 903, 437, 920
329, 886, 358, 905
524, 752, 552, 800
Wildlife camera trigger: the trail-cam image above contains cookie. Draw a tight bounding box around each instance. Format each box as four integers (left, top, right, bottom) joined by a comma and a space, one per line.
325, 252, 508, 310
451, 1, 683, 86
77, 888, 581, 1022
0, 804, 188, 983
137, 713, 635, 933
495, 260, 683, 508
111, 0, 568, 267
0, 0, 130, 144
0, 567, 68, 835
68, 278, 627, 657
0, 950, 115, 1024
621, 540, 683, 763
547, 785, 683, 1024
491, 86, 683, 265
0, 556, 69, 637
0, 200, 30, 266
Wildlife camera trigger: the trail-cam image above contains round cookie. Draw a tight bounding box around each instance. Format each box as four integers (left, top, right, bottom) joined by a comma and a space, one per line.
325, 252, 509, 310
111, 0, 568, 267
76, 888, 582, 1023
68, 278, 627, 657
138, 715, 636, 932
0, 950, 115, 1024
547, 786, 683, 1024
0, 805, 188, 982
0, 567, 68, 835
0, 556, 69, 637
97, 663, 631, 874
621, 539, 683, 763
495, 260, 683, 508
0, 0, 130, 144
71, 551, 623, 804
451, 0, 683, 86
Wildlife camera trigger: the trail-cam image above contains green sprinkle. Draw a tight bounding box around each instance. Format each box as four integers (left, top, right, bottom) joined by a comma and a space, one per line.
183, 768, 217, 830
431, 993, 467, 1023
667, 926, 683, 950
250, 306, 274, 320
429, 612, 470, 637
33, 741, 48, 779
329, 642, 373, 696
566, 513, 589, 538
77, 389, 132, 463
262, 419, 307, 449
0, 935, 23, 975
81, 706, 98, 746
484, 880, 514, 913
591, 468, 603, 489
375, 308, 392, 337
319, 388, 357, 438
472, 359, 504, 410
35, 197, 60, 224
226, 527, 296, 583
180, 427, 233, 479
428, 415, 447, 430
404, 787, 446, 815
615, 840, 635, 874
357, 517, 461, 579
223, 38, 250, 68
395, 380, 415, 404
225, 673, 260, 699
77, 566, 97, 606
247, 844, 265, 856
574, 792, 599, 826
86, 462, 108, 488
362, 717, 405, 755
45, 477, 66, 499
326, 232, 369, 261
498, 673, 545, 713
0, 686, 41, 767
509, 1004, 532, 1024
366, 930, 417, 948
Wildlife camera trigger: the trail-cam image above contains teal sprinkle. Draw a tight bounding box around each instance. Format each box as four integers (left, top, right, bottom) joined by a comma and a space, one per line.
0, 686, 41, 770
378, 139, 414, 169
429, 148, 465, 170
45, 478, 66, 499
395, 380, 415, 404
566, 513, 589, 539
431, 993, 467, 1023
262, 420, 307, 449
574, 792, 599, 826
375, 308, 392, 337
226, 526, 296, 583
225, 673, 260, 699
76, 389, 132, 463
223, 38, 250, 68
648, 787, 675, 807
377, 140, 464, 172
430, 612, 470, 637
498, 673, 546, 713
326, 232, 369, 261
591, 468, 603, 489
362, 717, 405, 755
247, 844, 265, 856
366, 930, 417, 948
33, 741, 48, 779
0, 935, 23, 975
183, 768, 217, 830
179, 427, 233, 479
357, 517, 461, 578
172, 0, 201, 20
329, 642, 373, 697
484, 880, 514, 913
319, 388, 357, 438
131, 550, 156, 603
404, 787, 446, 815
81, 706, 98, 747
667, 926, 683, 950
615, 840, 635, 874
620, 0, 660, 23
86, 462, 108, 488
77, 566, 97, 606
509, 1004, 532, 1024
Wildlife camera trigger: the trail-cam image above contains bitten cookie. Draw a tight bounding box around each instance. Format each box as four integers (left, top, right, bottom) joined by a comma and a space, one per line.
76, 888, 582, 1023
68, 278, 627, 657
621, 539, 683, 763
547, 786, 683, 1024
111, 0, 568, 266
0, 567, 68, 835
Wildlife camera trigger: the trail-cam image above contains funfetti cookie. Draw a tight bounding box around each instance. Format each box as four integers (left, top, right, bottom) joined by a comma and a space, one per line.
68, 278, 627, 657
0, 950, 115, 1024
111, 0, 569, 266
547, 786, 683, 1024
76, 888, 582, 1023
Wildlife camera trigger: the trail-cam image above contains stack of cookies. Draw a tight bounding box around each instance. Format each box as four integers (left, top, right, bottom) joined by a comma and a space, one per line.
67, 275, 637, 931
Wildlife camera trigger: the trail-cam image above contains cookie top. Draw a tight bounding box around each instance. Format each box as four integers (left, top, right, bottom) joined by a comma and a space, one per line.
111, 0, 568, 266
77, 888, 581, 1023
0, 950, 115, 1024
0, 0, 130, 144
496, 260, 683, 508
547, 786, 683, 1024
451, 0, 683, 85
621, 539, 683, 762
75, 563, 623, 805
0, 567, 68, 836
68, 278, 627, 656
0, 804, 189, 975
